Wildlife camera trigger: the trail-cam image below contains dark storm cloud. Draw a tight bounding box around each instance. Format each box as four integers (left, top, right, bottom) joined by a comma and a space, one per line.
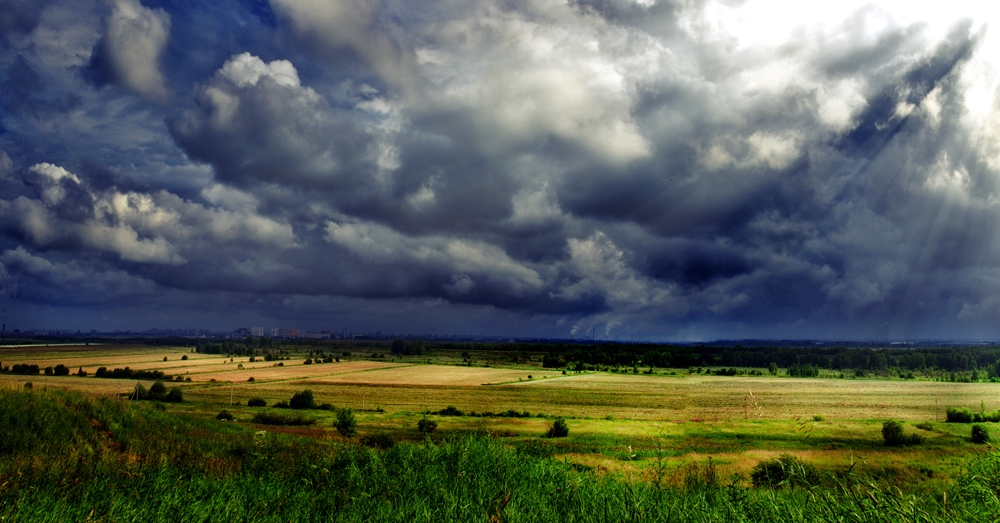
5, 0, 1000, 339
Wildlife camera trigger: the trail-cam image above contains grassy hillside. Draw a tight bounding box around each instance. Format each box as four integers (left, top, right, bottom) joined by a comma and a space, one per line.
2, 387, 1000, 522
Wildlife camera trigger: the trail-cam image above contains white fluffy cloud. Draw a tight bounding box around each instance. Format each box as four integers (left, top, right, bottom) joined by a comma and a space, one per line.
92, 0, 171, 101
1, 164, 297, 265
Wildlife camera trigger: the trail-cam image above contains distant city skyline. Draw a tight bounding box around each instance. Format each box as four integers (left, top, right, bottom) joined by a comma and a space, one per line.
4, 1, 1000, 341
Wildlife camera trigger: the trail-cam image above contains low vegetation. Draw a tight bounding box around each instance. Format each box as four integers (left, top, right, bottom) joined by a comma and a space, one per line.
250, 412, 315, 426
5, 387, 1000, 521
882, 420, 923, 446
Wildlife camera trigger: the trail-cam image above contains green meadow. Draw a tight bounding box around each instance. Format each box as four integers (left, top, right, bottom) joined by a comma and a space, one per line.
3, 342, 1000, 521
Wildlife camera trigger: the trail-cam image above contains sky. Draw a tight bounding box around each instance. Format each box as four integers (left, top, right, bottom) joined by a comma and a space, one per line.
3, 0, 1000, 341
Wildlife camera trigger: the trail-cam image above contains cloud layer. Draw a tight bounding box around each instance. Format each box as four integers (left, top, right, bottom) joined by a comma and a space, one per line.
3, 0, 1000, 339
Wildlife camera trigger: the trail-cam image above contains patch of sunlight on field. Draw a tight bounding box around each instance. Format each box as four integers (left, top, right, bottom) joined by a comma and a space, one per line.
191, 361, 405, 382
526, 372, 1000, 421
305, 364, 563, 386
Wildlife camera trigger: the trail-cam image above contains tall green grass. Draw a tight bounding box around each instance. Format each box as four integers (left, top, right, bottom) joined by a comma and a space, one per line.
2, 387, 1000, 522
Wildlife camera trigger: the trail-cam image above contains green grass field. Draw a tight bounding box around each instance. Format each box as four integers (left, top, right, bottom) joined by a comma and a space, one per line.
3, 344, 1000, 520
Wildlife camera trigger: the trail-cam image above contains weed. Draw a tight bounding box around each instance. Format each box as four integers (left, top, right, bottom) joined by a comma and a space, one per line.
751, 455, 820, 488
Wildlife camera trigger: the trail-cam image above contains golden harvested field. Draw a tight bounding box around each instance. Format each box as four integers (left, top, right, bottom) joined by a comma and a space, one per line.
190, 361, 405, 382
305, 365, 563, 386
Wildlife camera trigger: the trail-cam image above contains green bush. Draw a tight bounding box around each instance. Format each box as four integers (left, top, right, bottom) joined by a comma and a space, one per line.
546, 418, 569, 438
247, 397, 267, 407
360, 431, 395, 449
417, 416, 437, 434
882, 420, 922, 446
149, 381, 168, 400
165, 387, 183, 403
438, 405, 464, 416
216, 410, 234, 421
947, 407, 974, 423
972, 424, 991, 444
289, 390, 316, 409
53, 364, 70, 376
751, 455, 820, 488
250, 412, 315, 426
335, 408, 357, 438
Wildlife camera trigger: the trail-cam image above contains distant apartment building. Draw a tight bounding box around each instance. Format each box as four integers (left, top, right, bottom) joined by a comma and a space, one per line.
251, 326, 264, 337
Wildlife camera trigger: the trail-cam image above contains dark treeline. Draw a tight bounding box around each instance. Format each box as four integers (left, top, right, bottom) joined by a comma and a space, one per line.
410, 341, 1000, 375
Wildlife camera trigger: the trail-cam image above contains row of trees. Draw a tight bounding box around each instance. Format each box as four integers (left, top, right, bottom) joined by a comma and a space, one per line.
535, 343, 1000, 374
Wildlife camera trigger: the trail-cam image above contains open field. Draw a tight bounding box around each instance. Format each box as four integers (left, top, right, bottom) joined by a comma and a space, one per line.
2, 344, 998, 488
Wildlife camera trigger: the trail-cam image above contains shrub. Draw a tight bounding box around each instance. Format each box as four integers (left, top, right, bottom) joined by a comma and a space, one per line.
23, 382, 32, 390
53, 364, 70, 376
360, 431, 395, 449
947, 407, 974, 423
149, 381, 168, 400
247, 397, 267, 407
882, 420, 922, 446
335, 408, 357, 438
165, 387, 183, 403
317, 403, 333, 411
274, 400, 290, 408
751, 455, 820, 488
11, 364, 40, 375
417, 416, 437, 434
915, 422, 934, 431
972, 424, 991, 444
76, 367, 87, 377
181, 355, 188, 360
438, 405, 464, 416
546, 418, 569, 438
251, 412, 315, 426
289, 390, 316, 409
216, 410, 235, 421
813, 414, 824, 422
43, 366, 53, 376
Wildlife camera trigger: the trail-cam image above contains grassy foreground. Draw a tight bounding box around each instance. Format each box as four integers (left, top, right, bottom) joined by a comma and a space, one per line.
2, 388, 1000, 522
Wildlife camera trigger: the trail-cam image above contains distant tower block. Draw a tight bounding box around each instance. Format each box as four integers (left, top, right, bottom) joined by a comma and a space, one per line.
251, 326, 264, 337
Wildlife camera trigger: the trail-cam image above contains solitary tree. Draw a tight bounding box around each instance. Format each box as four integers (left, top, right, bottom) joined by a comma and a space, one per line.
335, 408, 357, 438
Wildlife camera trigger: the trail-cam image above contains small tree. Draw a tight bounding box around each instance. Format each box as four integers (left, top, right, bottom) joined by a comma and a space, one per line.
289, 389, 316, 409
247, 397, 267, 407
768, 363, 778, 376
335, 408, 357, 438
417, 415, 438, 434
547, 418, 569, 438
53, 364, 70, 376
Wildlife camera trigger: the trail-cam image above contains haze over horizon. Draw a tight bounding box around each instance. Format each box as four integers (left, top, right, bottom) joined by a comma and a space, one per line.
4, 0, 1000, 341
